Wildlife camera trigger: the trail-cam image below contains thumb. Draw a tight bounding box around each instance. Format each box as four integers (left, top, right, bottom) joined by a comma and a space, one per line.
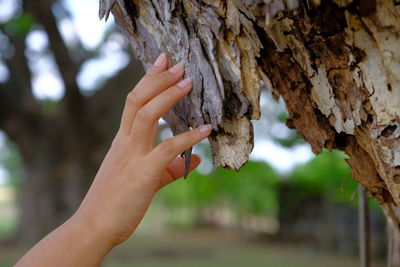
159, 154, 201, 188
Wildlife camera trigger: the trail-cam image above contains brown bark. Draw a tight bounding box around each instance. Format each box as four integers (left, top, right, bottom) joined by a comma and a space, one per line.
102, 0, 400, 245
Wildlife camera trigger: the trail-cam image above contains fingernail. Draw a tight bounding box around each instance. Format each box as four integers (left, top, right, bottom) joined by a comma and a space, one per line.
177, 78, 192, 88
199, 124, 212, 134
168, 62, 184, 74
154, 53, 166, 67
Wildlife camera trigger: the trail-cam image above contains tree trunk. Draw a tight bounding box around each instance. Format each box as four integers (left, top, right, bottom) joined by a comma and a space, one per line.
5, 120, 91, 244
0, 0, 146, 244
16, 147, 60, 244
4, 66, 138, 243
102, 0, 400, 247
1, 64, 141, 245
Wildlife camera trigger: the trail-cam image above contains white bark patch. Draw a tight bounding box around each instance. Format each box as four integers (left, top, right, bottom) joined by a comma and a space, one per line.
394, 145, 400, 167
346, 11, 400, 127
211, 118, 254, 171
310, 66, 352, 133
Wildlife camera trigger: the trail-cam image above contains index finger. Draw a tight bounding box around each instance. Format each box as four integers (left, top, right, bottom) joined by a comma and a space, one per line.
147, 125, 212, 170
119, 55, 185, 135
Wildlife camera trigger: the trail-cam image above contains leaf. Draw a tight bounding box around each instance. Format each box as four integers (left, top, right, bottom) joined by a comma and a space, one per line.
276, 112, 289, 123
2, 13, 35, 38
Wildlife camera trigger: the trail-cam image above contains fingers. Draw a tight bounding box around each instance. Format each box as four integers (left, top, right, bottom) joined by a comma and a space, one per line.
158, 154, 201, 188
148, 125, 212, 170
130, 78, 193, 151
119, 53, 185, 135
146, 52, 168, 75
119, 53, 167, 135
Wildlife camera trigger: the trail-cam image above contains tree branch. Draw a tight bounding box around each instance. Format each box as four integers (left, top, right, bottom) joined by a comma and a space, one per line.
27, 0, 81, 96
0, 33, 41, 138
26, 0, 85, 131
0, 80, 43, 144
86, 59, 144, 138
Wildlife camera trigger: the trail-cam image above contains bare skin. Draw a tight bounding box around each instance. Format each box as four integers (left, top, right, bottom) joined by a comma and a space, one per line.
15, 53, 211, 267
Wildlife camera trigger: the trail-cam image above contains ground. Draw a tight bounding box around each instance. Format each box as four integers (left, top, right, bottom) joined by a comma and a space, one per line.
1, 228, 386, 266
0, 185, 387, 266
101, 229, 385, 267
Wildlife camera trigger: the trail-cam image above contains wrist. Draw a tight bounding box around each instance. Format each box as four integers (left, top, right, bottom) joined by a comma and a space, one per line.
69, 210, 117, 252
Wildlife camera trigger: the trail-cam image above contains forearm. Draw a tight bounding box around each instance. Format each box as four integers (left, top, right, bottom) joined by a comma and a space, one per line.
15, 54, 210, 266
15, 214, 115, 267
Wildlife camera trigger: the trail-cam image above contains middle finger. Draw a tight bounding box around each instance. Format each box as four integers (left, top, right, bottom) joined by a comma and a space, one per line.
130, 78, 193, 153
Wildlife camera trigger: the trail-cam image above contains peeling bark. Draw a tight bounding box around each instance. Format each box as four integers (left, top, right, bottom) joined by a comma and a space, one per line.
101, 0, 400, 239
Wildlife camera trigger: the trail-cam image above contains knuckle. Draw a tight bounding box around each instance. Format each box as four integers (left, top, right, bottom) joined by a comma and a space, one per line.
144, 68, 156, 77
168, 86, 183, 98
186, 130, 200, 144
126, 90, 140, 106
140, 74, 152, 84
160, 139, 175, 154
136, 107, 153, 122
160, 71, 176, 82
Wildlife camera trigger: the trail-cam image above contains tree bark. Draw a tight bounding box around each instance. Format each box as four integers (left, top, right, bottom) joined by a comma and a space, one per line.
102, 0, 400, 244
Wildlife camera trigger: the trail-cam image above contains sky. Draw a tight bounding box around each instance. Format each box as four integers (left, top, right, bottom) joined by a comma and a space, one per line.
0, 0, 314, 184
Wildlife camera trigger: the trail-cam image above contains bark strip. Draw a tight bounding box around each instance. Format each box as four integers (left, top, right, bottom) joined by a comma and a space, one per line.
101, 0, 400, 235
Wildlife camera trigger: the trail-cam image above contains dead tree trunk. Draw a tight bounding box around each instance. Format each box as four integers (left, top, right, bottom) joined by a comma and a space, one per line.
102, 0, 400, 251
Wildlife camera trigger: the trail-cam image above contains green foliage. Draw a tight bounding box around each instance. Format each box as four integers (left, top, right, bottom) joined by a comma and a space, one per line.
286, 149, 357, 204
276, 112, 289, 123
2, 13, 35, 38
0, 139, 22, 188
158, 150, 367, 219
40, 99, 59, 117
158, 161, 280, 217
272, 112, 304, 147
274, 135, 303, 148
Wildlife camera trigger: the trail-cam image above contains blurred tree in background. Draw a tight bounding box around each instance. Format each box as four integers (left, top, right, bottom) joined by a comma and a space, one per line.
0, 0, 142, 244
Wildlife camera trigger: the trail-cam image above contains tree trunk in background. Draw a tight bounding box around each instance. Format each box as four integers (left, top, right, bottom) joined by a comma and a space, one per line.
5, 105, 122, 244
13, 129, 91, 244
1, 58, 141, 245
102, 0, 400, 257
0, 0, 147, 244
2, 118, 90, 244
5, 62, 140, 244
16, 141, 65, 244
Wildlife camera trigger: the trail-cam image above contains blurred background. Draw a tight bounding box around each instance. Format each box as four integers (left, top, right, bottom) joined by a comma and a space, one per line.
0, 0, 388, 266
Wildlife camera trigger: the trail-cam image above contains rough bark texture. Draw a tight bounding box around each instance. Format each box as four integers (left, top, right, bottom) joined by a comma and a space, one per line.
101, 0, 400, 235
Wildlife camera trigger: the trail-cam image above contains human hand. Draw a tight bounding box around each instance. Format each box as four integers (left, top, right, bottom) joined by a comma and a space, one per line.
74, 53, 211, 246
